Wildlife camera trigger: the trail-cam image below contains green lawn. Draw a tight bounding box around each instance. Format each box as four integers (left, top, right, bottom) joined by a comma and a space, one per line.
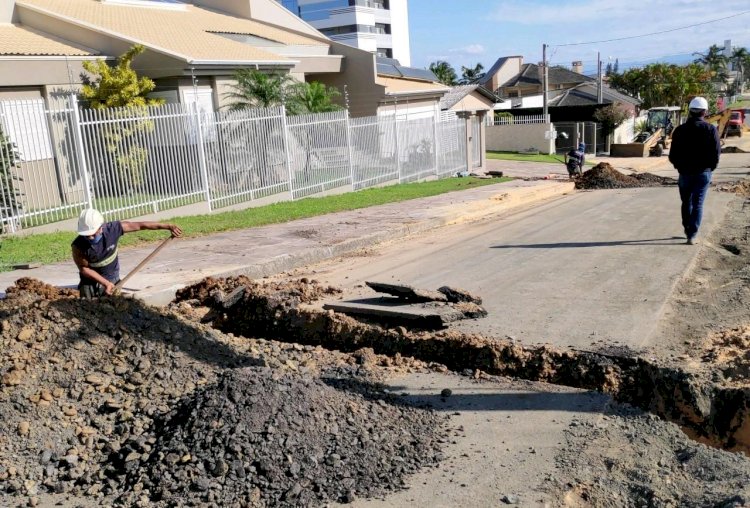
487, 151, 593, 165
728, 99, 750, 109
0, 176, 510, 271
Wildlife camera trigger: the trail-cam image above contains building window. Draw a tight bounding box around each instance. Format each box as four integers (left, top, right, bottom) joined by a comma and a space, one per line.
319, 24, 384, 35
376, 48, 393, 58
374, 23, 391, 34
506, 91, 519, 98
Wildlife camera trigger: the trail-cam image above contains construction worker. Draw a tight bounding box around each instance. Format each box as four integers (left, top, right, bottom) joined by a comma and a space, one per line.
564, 142, 585, 177
668, 97, 721, 245
72, 208, 182, 298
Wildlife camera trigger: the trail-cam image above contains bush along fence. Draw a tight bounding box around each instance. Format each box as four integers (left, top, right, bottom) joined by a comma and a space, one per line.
0, 96, 468, 235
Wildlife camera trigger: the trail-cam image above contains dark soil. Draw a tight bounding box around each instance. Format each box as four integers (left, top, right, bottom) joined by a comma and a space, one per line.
127, 368, 445, 507
0, 280, 442, 507
576, 163, 676, 190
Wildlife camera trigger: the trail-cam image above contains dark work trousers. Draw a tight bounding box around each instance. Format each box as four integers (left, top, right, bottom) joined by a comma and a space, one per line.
677, 170, 712, 240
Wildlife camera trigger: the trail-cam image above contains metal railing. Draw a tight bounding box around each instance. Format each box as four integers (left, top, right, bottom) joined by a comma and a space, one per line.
0, 96, 470, 235
490, 114, 550, 126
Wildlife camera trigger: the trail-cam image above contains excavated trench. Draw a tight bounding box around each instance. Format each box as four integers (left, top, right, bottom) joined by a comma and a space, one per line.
175, 276, 750, 456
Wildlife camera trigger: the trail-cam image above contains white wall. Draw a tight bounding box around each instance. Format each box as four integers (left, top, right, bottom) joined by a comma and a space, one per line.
486, 123, 555, 154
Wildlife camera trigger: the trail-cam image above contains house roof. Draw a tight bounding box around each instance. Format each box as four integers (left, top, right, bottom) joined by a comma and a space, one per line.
548, 82, 640, 107
376, 76, 450, 96
439, 84, 501, 110
502, 63, 594, 88
17, 0, 327, 64
0, 24, 96, 56
478, 56, 523, 86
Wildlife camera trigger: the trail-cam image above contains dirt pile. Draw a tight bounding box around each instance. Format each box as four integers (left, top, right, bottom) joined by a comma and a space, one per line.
575, 163, 676, 190
126, 368, 445, 507
702, 326, 750, 388
716, 180, 750, 197
556, 407, 750, 507
0, 279, 443, 506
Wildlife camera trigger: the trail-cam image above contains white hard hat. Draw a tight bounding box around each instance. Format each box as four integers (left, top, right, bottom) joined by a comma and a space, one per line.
689, 97, 708, 111
77, 208, 104, 236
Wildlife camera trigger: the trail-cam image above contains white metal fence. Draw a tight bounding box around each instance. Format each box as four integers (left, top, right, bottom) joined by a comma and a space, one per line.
489, 114, 550, 126
0, 96, 468, 235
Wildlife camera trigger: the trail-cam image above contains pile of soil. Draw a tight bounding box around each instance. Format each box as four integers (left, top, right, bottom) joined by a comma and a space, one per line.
716, 180, 750, 197
702, 326, 750, 387
721, 146, 747, 154
576, 163, 676, 190
127, 368, 445, 507
555, 407, 750, 507
176, 276, 341, 307
0, 279, 441, 507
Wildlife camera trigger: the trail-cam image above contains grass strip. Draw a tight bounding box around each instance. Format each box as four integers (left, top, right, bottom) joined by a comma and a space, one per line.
0, 177, 510, 272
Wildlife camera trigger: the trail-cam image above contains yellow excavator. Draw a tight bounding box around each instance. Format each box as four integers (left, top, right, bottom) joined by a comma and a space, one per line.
704, 108, 733, 141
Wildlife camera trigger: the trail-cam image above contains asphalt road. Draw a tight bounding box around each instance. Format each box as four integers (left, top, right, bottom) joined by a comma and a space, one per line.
305, 179, 736, 350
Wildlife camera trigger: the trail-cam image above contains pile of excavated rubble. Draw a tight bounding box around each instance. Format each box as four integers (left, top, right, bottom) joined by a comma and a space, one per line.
576, 162, 676, 189
0, 278, 445, 507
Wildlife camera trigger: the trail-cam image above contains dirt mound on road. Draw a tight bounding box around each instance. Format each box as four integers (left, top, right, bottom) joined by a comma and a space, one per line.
128, 368, 445, 507
4, 277, 78, 300
576, 163, 676, 189
0, 279, 441, 507
702, 326, 750, 388
716, 180, 750, 197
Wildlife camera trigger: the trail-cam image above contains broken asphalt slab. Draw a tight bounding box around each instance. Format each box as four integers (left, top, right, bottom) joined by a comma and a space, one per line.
0, 180, 573, 305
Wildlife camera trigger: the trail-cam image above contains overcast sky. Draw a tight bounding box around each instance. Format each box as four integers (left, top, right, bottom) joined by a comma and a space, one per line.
408, 0, 750, 74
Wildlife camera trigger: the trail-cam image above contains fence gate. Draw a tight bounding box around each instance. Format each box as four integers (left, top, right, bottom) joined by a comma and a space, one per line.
470, 115, 481, 168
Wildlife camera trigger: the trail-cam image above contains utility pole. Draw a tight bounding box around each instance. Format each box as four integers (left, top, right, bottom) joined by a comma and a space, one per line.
542, 43, 548, 120
597, 51, 603, 103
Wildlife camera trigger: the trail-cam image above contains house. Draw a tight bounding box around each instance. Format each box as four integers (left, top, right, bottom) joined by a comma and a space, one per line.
0, 0, 447, 118
480, 56, 594, 99
439, 84, 501, 169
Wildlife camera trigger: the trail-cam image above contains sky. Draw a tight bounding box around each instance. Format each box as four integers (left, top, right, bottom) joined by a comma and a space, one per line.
407, 0, 750, 75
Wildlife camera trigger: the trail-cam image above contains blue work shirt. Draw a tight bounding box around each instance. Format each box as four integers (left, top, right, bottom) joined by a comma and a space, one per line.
72, 221, 124, 284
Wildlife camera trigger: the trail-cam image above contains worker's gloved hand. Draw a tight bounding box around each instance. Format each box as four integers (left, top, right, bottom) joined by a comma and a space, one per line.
104, 281, 115, 296
168, 225, 183, 238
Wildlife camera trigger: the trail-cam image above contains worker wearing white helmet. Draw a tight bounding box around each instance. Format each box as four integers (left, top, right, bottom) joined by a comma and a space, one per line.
71, 209, 182, 298
667, 96, 720, 245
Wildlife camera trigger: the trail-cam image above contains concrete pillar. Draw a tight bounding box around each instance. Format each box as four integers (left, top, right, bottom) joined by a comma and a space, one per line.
477, 111, 487, 169
463, 113, 472, 172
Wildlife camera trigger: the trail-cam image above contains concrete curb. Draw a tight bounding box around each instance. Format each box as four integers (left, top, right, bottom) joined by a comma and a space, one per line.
137, 181, 575, 306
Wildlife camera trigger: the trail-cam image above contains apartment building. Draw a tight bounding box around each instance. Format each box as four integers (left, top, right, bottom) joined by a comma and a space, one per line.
278, 0, 411, 66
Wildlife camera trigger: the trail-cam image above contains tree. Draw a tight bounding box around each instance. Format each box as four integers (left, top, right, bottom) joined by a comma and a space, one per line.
613, 58, 619, 74
287, 82, 342, 115
693, 44, 729, 84
593, 103, 632, 141
81, 45, 164, 191
608, 63, 713, 110
459, 63, 485, 85
730, 47, 749, 93
428, 61, 458, 86
605, 62, 613, 76
224, 69, 294, 111
82, 44, 163, 109
0, 126, 21, 231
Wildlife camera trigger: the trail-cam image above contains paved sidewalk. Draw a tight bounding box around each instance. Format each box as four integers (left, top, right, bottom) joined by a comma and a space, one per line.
0, 179, 573, 305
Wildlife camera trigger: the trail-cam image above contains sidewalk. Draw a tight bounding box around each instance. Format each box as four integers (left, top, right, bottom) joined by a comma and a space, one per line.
0, 179, 574, 305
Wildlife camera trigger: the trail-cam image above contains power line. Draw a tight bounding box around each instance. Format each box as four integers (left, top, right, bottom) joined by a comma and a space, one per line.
553, 9, 750, 47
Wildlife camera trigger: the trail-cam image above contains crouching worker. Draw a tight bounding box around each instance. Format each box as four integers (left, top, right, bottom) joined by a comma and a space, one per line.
565, 142, 586, 177
72, 208, 182, 298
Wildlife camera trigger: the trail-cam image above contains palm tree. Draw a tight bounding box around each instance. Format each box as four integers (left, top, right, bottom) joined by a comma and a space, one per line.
459, 63, 485, 85
428, 61, 457, 86
730, 47, 749, 93
224, 69, 294, 110
287, 82, 342, 115
693, 45, 729, 84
